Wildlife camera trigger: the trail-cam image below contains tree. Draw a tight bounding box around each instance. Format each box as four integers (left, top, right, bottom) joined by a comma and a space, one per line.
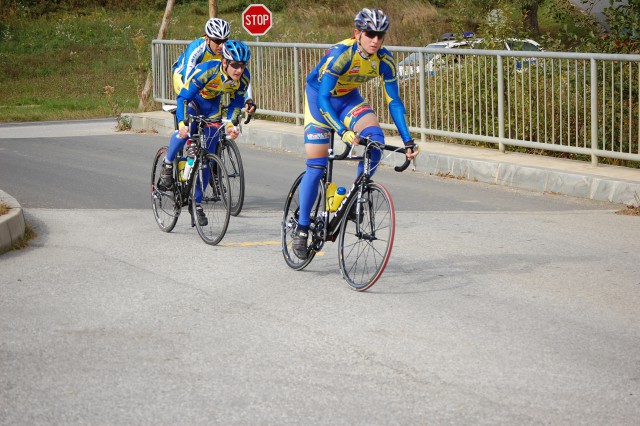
521, 0, 545, 35
209, 0, 217, 18
602, 0, 639, 53
138, 0, 175, 109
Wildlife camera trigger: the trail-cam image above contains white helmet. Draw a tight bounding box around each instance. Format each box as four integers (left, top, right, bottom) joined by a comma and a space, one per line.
354, 8, 389, 32
205, 18, 230, 40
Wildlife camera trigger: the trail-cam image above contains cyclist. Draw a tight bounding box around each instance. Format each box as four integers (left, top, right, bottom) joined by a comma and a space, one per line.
172, 18, 230, 94
292, 7, 420, 260
171, 18, 256, 114
158, 40, 252, 225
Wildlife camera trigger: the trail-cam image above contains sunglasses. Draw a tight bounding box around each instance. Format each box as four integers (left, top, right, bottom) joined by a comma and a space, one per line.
364, 30, 386, 39
228, 61, 247, 70
209, 37, 228, 45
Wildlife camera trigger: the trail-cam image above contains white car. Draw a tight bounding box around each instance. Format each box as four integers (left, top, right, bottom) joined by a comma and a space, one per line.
397, 34, 543, 79
397, 36, 474, 79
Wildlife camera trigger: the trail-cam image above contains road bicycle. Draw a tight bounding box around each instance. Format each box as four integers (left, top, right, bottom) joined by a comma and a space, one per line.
216, 111, 251, 216
281, 132, 413, 291
151, 113, 231, 245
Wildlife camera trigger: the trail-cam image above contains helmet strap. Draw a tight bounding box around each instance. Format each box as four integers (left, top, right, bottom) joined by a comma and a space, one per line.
355, 32, 371, 59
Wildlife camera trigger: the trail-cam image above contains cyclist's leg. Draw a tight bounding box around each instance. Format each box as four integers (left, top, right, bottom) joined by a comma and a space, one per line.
355, 124, 384, 177
343, 98, 384, 178
193, 125, 222, 204
295, 90, 331, 258
165, 103, 198, 163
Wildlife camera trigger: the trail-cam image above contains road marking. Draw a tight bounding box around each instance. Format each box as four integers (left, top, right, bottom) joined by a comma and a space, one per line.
220, 240, 326, 256
221, 241, 280, 247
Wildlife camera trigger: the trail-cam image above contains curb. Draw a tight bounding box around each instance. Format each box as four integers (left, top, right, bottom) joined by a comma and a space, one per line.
127, 111, 640, 206
0, 189, 26, 254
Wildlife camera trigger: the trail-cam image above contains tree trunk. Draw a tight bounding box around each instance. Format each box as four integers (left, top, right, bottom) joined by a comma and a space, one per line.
138, 0, 175, 110
209, 0, 217, 18
524, 3, 540, 35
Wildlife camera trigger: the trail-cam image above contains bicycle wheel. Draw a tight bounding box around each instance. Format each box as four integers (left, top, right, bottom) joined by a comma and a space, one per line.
281, 172, 325, 270
217, 138, 245, 216
191, 154, 231, 245
151, 146, 180, 232
338, 182, 395, 291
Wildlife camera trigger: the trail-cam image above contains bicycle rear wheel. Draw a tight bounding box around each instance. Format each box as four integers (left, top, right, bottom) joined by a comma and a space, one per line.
281, 172, 325, 270
217, 138, 245, 216
191, 154, 231, 245
151, 146, 180, 232
338, 182, 395, 291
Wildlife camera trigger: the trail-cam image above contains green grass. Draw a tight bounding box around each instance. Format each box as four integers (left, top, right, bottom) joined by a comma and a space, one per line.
0, 0, 596, 123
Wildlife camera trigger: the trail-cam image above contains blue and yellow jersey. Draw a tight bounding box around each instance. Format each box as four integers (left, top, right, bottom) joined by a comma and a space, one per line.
306, 38, 411, 142
172, 37, 220, 84
176, 59, 251, 125
307, 37, 397, 95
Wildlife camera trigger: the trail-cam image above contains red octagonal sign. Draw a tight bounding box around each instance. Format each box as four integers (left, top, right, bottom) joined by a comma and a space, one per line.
242, 4, 273, 36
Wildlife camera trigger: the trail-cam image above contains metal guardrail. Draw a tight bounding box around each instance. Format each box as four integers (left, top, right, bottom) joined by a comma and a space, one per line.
153, 40, 640, 165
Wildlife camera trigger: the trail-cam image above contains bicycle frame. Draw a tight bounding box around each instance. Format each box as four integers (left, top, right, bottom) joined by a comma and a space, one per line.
313, 132, 408, 246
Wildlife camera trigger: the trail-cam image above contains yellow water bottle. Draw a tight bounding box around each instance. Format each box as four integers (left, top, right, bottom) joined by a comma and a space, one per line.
326, 182, 337, 211
331, 186, 347, 212
177, 157, 187, 182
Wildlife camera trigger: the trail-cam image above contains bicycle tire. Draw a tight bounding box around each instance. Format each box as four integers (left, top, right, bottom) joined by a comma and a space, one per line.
281, 172, 325, 270
151, 146, 180, 232
217, 138, 245, 216
191, 153, 231, 245
338, 182, 395, 291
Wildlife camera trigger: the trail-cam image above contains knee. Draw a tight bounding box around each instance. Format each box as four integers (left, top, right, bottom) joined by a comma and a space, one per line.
359, 126, 385, 144
306, 157, 328, 169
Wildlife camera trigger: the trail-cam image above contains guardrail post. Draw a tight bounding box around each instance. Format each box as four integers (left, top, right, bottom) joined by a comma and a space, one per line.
294, 46, 301, 126
498, 54, 505, 153
419, 48, 426, 143
590, 58, 599, 166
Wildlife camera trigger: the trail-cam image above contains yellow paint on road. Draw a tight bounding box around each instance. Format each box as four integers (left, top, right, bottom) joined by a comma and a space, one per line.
221, 241, 280, 247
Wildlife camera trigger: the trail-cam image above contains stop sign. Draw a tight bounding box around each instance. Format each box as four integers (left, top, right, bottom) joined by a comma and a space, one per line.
242, 4, 273, 36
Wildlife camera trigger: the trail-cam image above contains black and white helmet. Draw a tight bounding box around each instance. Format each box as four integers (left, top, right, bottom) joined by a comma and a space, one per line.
354, 8, 389, 32
205, 18, 230, 40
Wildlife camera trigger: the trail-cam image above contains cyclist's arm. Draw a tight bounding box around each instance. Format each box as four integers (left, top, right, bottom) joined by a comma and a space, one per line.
380, 54, 412, 144
227, 71, 250, 123
175, 68, 207, 135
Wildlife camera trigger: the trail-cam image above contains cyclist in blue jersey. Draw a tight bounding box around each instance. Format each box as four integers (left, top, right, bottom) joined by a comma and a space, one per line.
172, 18, 256, 114
158, 40, 252, 225
292, 7, 420, 260
172, 18, 230, 94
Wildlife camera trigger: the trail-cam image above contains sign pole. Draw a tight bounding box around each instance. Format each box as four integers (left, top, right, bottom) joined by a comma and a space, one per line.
256, 36, 261, 82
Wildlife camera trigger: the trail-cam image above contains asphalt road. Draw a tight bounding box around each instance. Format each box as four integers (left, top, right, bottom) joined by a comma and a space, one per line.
1, 120, 639, 424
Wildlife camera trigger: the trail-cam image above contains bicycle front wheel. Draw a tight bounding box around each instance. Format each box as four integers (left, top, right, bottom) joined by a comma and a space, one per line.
281, 171, 325, 270
151, 146, 180, 232
217, 138, 245, 216
191, 154, 231, 245
338, 182, 395, 291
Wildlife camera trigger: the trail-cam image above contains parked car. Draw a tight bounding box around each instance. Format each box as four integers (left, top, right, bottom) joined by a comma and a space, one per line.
397, 33, 543, 79
470, 37, 543, 70
397, 34, 474, 79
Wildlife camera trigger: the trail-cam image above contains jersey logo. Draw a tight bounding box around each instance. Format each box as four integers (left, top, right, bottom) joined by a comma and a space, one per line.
349, 67, 360, 74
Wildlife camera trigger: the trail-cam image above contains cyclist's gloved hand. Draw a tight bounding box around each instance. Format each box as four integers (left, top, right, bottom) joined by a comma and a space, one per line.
404, 139, 420, 160
244, 98, 256, 115
178, 122, 189, 139
225, 121, 240, 140
341, 130, 359, 145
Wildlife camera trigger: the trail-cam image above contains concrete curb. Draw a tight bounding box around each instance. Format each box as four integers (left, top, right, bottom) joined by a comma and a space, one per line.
0, 189, 26, 254
126, 110, 640, 206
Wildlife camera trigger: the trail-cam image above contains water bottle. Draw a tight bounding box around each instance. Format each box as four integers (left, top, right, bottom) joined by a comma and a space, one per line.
331, 187, 347, 211
326, 182, 337, 211
177, 157, 187, 182
182, 142, 196, 181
